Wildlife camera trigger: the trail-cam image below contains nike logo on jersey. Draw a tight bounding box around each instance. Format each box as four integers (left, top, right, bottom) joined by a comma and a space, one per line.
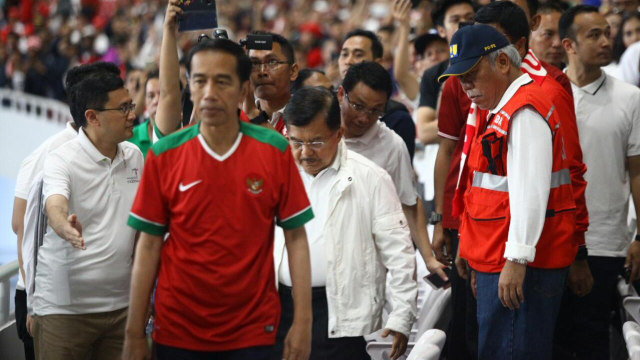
178, 180, 203, 192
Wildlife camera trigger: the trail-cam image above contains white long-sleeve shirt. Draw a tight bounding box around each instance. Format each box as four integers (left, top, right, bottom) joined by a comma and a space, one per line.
488, 74, 553, 262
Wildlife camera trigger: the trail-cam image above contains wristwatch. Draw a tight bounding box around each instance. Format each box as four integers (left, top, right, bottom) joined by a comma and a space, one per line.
506, 257, 528, 265
429, 212, 442, 225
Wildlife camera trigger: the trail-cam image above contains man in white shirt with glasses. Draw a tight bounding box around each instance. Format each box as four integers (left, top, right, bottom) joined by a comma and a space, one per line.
274, 86, 417, 360
31, 62, 143, 360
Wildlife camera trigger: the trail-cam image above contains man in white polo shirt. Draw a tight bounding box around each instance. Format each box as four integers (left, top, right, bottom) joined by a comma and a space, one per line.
13, 62, 126, 360
554, 6, 640, 359
274, 86, 417, 360
31, 62, 143, 360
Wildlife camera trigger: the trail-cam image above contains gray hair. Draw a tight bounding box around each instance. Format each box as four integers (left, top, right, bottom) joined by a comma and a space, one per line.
487, 45, 521, 69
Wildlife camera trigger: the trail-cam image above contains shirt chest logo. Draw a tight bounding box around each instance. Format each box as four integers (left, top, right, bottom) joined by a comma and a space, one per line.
179, 180, 203, 192
127, 168, 140, 184
246, 174, 264, 195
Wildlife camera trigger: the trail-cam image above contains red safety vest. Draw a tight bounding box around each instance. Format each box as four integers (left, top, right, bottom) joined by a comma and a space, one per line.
459, 81, 578, 273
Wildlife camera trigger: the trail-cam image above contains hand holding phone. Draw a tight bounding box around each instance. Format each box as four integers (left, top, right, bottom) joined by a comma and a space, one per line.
424, 266, 452, 289
178, 0, 218, 32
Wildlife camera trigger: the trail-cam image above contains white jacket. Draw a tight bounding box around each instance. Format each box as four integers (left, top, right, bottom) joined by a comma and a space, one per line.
274, 143, 417, 337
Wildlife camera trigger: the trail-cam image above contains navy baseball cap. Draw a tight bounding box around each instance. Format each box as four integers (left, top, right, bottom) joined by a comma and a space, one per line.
438, 24, 510, 82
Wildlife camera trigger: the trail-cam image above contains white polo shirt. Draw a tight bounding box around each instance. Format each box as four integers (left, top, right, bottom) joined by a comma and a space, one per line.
344, 121, 418, 206
571, 71, 640, 257
14, 121, 77, 290
33, 128, 143, 315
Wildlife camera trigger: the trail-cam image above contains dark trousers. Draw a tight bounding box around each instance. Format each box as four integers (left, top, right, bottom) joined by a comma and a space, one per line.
156, 344, 272, 360
273, 284, 370, 360
444, 230, 478, 360
15, 288, 35, 360
553, 256, 625, 360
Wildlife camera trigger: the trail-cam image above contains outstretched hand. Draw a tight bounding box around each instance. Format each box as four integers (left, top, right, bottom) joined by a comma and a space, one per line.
63, 214, 85, 250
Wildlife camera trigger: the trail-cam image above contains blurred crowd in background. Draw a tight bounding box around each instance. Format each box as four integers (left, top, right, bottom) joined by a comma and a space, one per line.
0, 0, 638, 110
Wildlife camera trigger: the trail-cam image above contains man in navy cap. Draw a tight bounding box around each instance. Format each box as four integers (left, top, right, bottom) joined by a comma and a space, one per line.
439, 24, 578, 359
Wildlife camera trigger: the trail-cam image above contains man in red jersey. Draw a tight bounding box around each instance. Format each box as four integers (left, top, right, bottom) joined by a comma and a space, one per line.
123, 36, 314, 360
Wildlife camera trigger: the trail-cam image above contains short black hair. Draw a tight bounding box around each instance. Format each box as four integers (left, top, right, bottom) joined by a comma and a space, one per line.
342, 29, 384, 60
342, 61, 392, 100
67, 63, 124, 128
414, 33, 448, 57
284, 86, 341, 131
431, 0, 474, 27
291, 68, 326, 93
559, 5, 600, 41
250, 30, 295, 64
65, 61, 120, 92
524, 0, 539, 20
537, 1, 567, 15
474, 1, 530, 49
145, 69, 159, 88
186, 37, 252, 83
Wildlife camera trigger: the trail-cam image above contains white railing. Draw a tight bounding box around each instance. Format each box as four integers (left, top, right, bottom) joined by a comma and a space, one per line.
0, 88, 72, 125
0, 260, 18, 326
1, 89, 69, 180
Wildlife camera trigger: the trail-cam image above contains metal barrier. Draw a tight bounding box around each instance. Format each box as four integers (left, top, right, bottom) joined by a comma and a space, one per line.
0, 88, 71, 124
0, 260, 18, 325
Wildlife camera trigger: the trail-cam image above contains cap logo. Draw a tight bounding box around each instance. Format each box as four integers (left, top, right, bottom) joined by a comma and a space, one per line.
484, 43, 496, 52
449, 44, 458, 58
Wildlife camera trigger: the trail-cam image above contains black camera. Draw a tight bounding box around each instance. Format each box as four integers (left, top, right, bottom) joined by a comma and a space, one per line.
200, 28, 273, 51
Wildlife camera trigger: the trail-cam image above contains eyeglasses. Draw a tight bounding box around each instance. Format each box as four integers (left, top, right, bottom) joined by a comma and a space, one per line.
289, 139, 328, 150
250, 59, 290, 72
344, 93, 385, 119
94, 102, 136, 116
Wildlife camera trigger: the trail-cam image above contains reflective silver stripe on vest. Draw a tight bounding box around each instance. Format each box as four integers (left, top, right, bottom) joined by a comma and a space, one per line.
471, 168, 571, 192
549, 168, 571, 188
545, 105, 556, 121
472, 171, 509, 192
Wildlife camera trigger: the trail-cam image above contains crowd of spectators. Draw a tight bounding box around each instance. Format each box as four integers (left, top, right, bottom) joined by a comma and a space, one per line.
1, 0, 638, 106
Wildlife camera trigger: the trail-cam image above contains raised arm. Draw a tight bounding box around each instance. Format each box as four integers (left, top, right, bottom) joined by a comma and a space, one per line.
155, 0, 184, 136
392, 0, 420, 101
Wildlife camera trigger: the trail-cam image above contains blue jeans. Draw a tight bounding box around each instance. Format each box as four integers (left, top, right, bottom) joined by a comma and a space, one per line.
476, 266, 568, 360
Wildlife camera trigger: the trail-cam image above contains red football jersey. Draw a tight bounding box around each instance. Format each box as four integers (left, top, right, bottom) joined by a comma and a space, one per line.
128, 121, 313, 351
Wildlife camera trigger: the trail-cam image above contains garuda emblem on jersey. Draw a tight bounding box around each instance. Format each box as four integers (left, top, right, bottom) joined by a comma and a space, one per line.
246, 176, 264, 194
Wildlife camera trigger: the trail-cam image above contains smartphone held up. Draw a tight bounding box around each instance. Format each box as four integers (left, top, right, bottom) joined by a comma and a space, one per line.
178, 0, 218, 32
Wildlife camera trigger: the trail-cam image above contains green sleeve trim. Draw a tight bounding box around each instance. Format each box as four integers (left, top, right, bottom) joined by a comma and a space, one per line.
277, 207, 314, 230
128, 214, 167, 236
151, 124, 199, 156
240, 121, 288, 152
153, 120, 179, 140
